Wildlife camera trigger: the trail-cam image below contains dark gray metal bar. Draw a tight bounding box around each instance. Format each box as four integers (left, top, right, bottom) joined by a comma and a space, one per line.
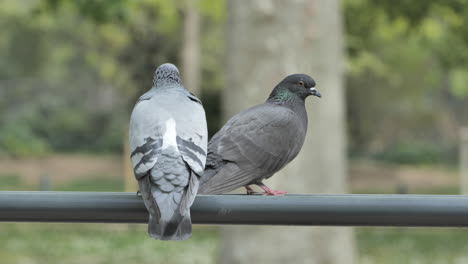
1, 191, 468, 227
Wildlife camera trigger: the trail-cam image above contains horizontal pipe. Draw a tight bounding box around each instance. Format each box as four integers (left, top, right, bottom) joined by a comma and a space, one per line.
1, 191, 468, 227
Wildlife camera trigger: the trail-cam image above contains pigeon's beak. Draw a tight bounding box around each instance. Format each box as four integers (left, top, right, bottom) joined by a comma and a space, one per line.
310, 87, 322, 98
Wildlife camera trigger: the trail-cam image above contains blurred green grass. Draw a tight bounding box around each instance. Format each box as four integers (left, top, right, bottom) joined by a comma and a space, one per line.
0, 173, 124, 192
2, 171, 468, 263
357, 228, 468, 264
57, 175, 124, 192
1, 223, 220, 264
353, 185, 460, 195
0, 173, 22, 190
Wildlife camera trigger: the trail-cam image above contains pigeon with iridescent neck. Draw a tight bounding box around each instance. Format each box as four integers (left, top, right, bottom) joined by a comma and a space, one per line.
199, 74, 320, 196
129, 63, 207, 240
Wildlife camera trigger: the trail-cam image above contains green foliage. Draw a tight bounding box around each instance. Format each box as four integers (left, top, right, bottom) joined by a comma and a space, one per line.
199, 0, 226, 21
41, 0, 130, 24
32, 108, 125, 153
2, 0, 467, 164
345, 0, 468, 162
449, 68, 468, 98
372, 142, 453, 165
0, 122, 49, 158
0, 0, 224, 156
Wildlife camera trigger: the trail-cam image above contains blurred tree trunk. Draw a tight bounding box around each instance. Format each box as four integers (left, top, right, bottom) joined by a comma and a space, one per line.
181, 0, 201, 96
222, 0, 355, 263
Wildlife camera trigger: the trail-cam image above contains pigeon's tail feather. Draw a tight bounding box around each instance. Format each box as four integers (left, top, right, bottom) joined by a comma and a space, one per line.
149, 174, 198, 241
198, 166, 220, 194
138, 151, 199, 241
138, 177, 161, 218
199, 166, 217, 188
145, 190, 193, 241
146, 177, 194, 241
148, 209, 192, 241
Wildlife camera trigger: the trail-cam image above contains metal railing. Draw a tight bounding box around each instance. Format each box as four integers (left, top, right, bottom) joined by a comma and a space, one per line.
1, 191, 468, 227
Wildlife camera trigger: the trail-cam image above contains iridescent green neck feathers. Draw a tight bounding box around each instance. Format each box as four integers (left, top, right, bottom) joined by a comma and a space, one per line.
267, 85, 303, 104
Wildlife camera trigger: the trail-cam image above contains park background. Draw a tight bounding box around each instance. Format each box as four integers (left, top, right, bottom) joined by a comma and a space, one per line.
2, 0, 468, 263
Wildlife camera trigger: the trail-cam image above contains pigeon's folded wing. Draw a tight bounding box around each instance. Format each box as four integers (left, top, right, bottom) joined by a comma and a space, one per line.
204, 105, 306, 191
172, 94, 208, 177
129, 97, 163, 179
174, 95, 207, 208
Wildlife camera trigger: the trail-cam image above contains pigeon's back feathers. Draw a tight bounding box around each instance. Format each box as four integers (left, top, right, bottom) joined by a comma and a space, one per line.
129, 63, 207, 240
130, 88, 207, 177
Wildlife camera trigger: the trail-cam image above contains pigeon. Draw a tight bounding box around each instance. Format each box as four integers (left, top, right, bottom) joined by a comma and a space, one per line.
129, 63, 207, 240
198, 74, 320, 196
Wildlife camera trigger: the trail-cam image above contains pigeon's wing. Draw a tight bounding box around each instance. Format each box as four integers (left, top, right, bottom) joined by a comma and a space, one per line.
129, 91, 166, 218
217, 105, 304, 171
200, 104, 306, 194
172, 92, 207, 212
129, 91, 165, 179
175, 92, 208, 177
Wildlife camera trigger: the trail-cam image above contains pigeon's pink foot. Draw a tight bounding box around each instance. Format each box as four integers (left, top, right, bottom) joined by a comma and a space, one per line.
262, 189, 288, 196
258, 184, 288, 196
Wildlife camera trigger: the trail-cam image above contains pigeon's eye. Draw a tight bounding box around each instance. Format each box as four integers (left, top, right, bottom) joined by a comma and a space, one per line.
298, 81, 304, 86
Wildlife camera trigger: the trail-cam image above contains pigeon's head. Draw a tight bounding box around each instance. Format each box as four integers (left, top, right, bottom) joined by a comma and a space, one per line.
283, 74, 320, 99
153, 63, 183, 88
269, 74, 320, 102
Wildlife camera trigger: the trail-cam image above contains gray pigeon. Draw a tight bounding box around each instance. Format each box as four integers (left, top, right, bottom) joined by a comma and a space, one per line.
129, 63, 207, 240
198, 74, 320, 195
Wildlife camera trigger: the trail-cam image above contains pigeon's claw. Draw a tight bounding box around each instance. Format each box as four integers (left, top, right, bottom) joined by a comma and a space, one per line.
257, 183, 288, 196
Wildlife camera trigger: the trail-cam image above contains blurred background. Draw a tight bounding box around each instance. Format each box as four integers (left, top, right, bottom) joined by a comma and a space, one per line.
2, 0, 468, 263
